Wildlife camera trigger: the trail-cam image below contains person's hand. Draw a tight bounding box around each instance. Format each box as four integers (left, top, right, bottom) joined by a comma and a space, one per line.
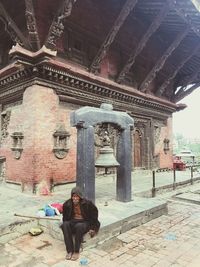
88, 229, 95, 238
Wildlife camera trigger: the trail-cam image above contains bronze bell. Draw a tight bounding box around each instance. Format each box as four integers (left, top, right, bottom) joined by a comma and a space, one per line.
95, 130, 120, 168
95, 145, 120, 168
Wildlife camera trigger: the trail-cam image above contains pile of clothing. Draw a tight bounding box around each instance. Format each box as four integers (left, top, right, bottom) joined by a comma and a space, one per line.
37, 202, 63, 217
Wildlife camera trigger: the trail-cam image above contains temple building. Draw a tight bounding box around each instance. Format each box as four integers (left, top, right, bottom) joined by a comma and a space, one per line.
0, 0, 200, 191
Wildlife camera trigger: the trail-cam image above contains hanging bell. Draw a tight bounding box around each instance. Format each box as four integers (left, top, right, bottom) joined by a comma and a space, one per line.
95, 145, 120, 168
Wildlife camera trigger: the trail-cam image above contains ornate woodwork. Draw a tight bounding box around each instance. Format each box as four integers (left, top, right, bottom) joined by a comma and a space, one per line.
167, 0, 200, 38
156, 43, 200, 97
0, 2, 30, 49
1, 109, 11, 142
0, 45, 177, 120
90, 0, 138, 73
133, 129, 142, 168
173, 82, 200, 102
116, 4, 169, 84
0, 0, 199, 106
139, 27, 190, 92
25, 0, 40, 51
45, 0, 77, 50
173, 70, 200, 102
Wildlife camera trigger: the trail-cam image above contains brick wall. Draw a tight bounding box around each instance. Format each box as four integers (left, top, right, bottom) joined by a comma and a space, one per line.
0, 85, 77, 189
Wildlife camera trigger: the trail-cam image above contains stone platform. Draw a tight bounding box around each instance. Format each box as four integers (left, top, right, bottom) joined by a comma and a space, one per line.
39, 197, 167, 248
0, 186, 167, 248
1, 168, 199, 246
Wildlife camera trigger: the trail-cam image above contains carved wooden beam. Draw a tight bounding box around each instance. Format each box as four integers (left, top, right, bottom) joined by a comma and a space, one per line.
179, 68, 200, 91
116, 4, 169, 84
139, 26, 190, 92
25, 0, 40, 51
0, 2, 31, 49
172, 69, 200, 102
45, 0, 77, 50
156, 44, 200, 97
173, 82, 200, 102
90, 0, 138, 73
167, 0, 200, 38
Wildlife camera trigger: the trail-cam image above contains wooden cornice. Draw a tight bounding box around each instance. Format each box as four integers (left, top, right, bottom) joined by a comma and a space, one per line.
45, 0, 77, 50
116, 4, 169, 84
90, 0, 138, 73
167, 0, 200, 38
0, 2, 31, 49
156, 44, 200, 97
173, 82, 200, 102
25, 0, 41, 51
139, 26, 190, 92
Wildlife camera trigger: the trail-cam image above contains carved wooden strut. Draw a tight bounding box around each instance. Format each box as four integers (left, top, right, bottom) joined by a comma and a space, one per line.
90, 0, 138, 73
139, 26, 190, 92
25, 0, 41, 51
116, 4, 170, 84
173, 82, 200, 103
173, 69, 200, 102
156, 44, 200, 97
0, 2, 31, 49
45, 0, 77, 50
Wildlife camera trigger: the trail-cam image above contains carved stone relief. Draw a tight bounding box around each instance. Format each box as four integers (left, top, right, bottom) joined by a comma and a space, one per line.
163, 138, 170, 154
53, 126, 70, 159
94, 123, 120, 149
11, 132, 24, 159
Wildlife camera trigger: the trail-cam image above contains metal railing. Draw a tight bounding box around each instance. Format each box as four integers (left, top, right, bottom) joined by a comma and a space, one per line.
151, 164, 200, 197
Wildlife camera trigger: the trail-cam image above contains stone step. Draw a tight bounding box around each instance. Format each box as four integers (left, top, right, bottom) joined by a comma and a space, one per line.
38, 200, 167, 249
0, 197, 168, 248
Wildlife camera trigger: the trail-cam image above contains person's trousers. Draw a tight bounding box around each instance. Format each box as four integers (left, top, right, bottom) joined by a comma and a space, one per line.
61, 220, 90, 253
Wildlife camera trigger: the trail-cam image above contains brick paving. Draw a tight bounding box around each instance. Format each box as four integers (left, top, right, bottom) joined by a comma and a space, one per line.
1, 188, 200, 267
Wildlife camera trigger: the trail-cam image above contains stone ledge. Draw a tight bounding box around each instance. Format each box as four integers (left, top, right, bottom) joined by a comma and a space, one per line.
38, 201, 167, 249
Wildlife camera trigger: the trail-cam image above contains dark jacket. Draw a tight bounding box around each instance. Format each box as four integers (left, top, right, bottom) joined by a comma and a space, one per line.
62, 189, 100, 233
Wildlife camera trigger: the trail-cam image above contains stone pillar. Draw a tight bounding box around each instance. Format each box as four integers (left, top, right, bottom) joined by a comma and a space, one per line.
71, 104, 134, 203
116, 127, 132, 202
76, 126, 95, 202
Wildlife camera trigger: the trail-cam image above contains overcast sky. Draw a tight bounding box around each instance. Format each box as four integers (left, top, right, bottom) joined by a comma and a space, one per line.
173, 88, 200, 139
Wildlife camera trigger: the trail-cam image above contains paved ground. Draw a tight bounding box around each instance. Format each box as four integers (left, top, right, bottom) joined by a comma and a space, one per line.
0, 183, 200, 267
0, 169, 200, 266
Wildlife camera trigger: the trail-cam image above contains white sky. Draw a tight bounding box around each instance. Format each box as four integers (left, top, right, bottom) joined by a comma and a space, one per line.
173, 87, 200, 139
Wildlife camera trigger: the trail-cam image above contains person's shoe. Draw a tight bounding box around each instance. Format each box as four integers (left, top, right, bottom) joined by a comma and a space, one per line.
65, 253, 72, 260
71, 253, 79, 261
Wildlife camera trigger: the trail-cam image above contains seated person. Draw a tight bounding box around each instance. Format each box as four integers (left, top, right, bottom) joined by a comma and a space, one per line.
61, 186, 100, 261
